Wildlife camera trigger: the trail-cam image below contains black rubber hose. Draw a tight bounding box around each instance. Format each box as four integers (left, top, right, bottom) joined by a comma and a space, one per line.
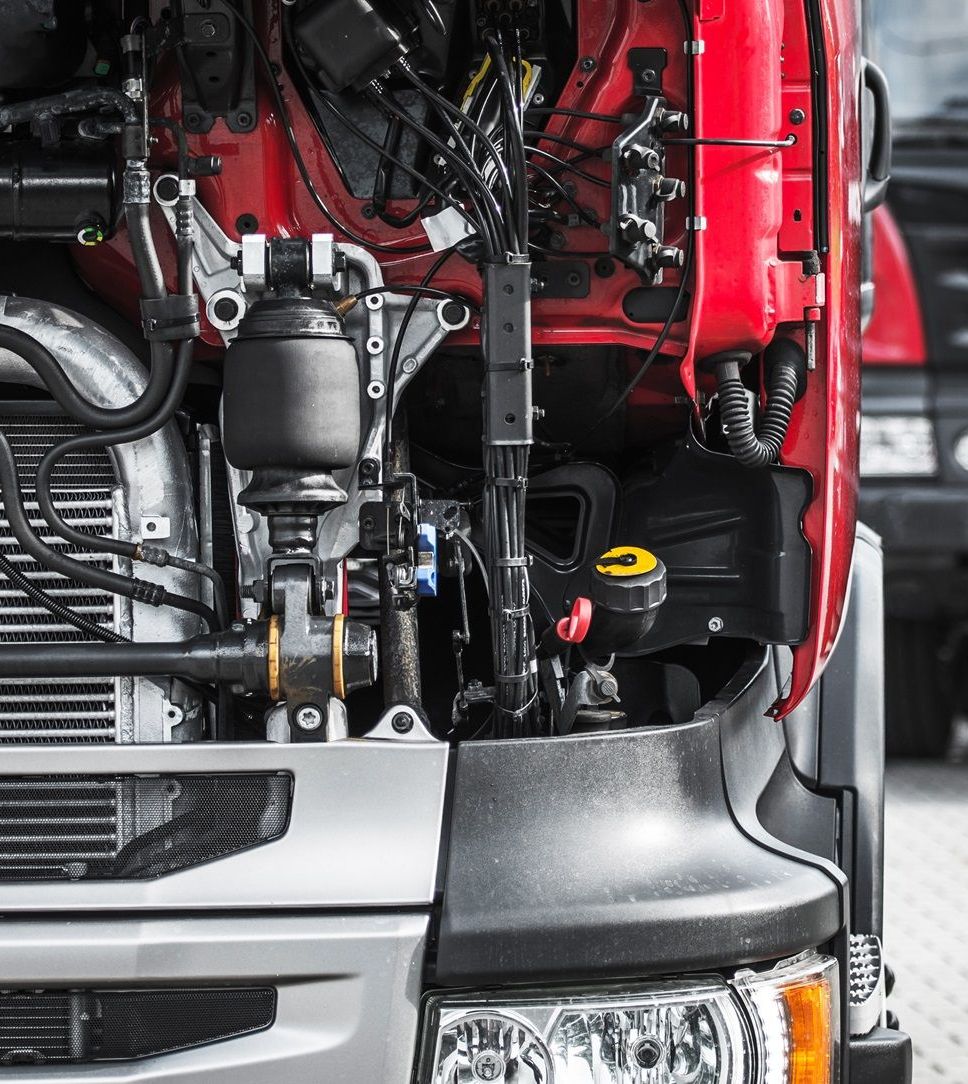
34, 341, 193, 562
30, 342, 225, 628
714, 343, 803, 468
0, 326, 175, 433
0, 552, 126, 644
126, 202, 165, 300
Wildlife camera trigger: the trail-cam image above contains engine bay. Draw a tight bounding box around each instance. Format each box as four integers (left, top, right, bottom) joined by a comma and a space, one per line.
0, 0, 856, 750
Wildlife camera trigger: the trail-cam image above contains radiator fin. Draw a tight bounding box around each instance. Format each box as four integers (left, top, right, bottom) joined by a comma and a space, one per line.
0, 416, 118, 743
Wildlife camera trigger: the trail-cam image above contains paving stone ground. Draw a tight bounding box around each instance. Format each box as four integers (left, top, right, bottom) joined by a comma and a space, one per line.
885, 760, 968, 1083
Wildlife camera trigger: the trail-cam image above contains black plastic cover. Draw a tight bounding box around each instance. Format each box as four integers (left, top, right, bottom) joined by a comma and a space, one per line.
435, 650, 843, 985
294, 0, 412, 92
620, 435, 812, 651
849, 1026, 912, 1084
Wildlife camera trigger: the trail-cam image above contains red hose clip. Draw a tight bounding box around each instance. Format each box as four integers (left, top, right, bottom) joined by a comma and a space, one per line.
555, 596, 593, 644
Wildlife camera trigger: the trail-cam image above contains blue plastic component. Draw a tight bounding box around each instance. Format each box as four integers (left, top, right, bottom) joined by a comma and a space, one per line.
416, 523, 438, 598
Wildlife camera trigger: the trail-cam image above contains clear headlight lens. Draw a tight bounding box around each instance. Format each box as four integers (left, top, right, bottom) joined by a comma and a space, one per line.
859, 414, 937, 477
419, 980, 751, 1084
419, 955, 839, 1084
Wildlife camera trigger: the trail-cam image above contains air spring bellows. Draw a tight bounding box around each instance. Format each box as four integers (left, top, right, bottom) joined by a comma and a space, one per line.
222, 297, 360, 474
713, 339, 807, 468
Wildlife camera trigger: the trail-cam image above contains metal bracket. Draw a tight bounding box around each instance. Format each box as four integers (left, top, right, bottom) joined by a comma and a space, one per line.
559, 662, 620, 735
364, 705, 439, 743
176, 0, 258, 134
609, 96, 685, 282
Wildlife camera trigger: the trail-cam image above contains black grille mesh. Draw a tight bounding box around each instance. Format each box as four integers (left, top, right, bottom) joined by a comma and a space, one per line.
0, 987, 276, 1064
0, 773, 292, 881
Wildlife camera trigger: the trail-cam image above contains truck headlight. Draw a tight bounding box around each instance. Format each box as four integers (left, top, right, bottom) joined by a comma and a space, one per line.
418, 954, 837, 1083
859, 414, 937, 477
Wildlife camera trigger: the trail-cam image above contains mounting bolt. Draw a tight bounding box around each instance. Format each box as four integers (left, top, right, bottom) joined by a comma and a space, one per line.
391, 711, 414, 734
295, 704, 324, 732
579, 56, 596, 72
200, 19, 217, 37
707, 616, 724, 633
402, 356, 418, 374
596, 675, 619, 699
789, 107, 806, 125
359, 457, 381, 486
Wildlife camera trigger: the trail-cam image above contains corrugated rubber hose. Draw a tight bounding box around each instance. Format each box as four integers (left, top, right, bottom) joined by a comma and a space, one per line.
714, 341, 804, 468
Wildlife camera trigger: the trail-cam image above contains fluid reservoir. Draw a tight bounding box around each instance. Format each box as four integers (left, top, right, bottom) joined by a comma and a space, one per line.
583, 546, 668, 656
221, 296, 361, 473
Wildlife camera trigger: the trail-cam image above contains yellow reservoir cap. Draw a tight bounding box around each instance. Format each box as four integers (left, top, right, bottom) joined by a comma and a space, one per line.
595, 546, 659, 578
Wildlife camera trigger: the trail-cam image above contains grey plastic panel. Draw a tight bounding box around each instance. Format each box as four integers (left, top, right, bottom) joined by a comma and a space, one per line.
0, 740, 448, 910
819, 523, 886, 936
0, 912, 427, 1083
435, 651, 843, 986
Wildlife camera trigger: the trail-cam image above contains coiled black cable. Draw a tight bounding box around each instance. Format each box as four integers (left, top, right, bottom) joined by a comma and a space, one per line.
714, 343, 804, 468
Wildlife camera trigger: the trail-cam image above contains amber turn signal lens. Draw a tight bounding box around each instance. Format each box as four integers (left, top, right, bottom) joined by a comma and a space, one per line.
783, 972, 834, 1084
733, 953, 839, 1084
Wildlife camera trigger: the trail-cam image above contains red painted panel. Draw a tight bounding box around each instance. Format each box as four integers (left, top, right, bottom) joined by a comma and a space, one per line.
71, 0, 862, 717
862, 204, 928, 365
773, 0, 863, 716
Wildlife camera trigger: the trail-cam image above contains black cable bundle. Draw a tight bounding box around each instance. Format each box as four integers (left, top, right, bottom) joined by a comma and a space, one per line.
484, 444, 539, 736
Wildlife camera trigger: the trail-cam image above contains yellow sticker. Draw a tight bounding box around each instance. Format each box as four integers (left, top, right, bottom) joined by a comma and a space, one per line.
595, 546, 658, 577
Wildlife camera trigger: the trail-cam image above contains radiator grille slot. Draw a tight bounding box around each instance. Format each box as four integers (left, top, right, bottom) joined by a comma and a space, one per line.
0, 773, 292, 881
0, 416, 118, 743
0, 987, 276, 1064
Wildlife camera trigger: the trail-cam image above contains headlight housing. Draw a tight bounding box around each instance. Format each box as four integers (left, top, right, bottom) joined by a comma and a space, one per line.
418, 953, 837, 1084
859, 414, 937, 477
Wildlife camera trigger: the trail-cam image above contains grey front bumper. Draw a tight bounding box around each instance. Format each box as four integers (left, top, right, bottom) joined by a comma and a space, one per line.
0, 912, 428, 1084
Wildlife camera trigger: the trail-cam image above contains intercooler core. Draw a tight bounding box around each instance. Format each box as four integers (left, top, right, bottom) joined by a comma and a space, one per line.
0, 411, 119, 743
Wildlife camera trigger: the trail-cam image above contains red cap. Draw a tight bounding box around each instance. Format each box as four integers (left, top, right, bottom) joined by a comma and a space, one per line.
555, 596, 593, 644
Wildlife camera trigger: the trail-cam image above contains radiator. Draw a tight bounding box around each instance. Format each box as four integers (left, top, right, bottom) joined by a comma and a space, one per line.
0, 415, 119, 744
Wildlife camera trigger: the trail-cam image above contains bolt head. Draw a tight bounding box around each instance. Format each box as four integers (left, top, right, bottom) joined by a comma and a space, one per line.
391, 712, 414, 734
402, 356, 418, 374
598, 676, 619, 698
295, 704, 324, 731
200, 19, 217, 37
707, 616, 724, 633
789, 107, 806, 125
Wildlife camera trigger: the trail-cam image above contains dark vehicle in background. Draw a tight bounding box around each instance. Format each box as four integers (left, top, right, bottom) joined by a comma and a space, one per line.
863, 0, 968, 756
